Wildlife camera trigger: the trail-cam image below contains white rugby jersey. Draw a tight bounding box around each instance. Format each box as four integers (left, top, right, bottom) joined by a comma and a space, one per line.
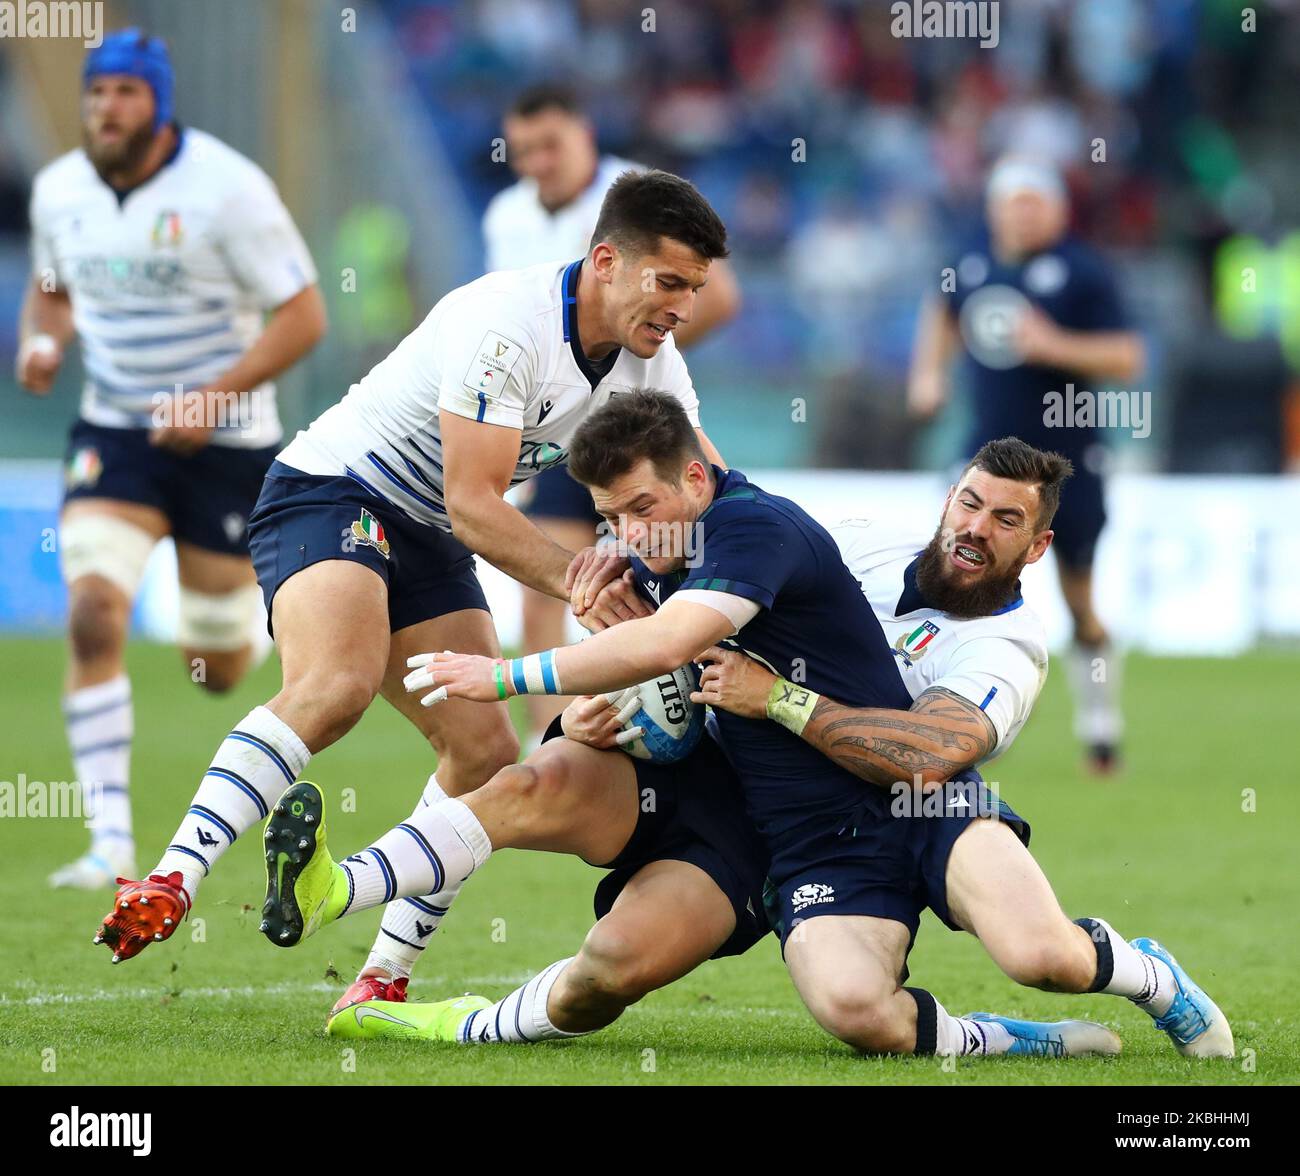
832, 517, 1049, 761
277, 258, 700, 531
29, 128, 317, 448
482, 155, 641, 271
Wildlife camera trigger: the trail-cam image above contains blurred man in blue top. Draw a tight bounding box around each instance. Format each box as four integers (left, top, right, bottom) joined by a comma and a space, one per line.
909, 157, 1145, 773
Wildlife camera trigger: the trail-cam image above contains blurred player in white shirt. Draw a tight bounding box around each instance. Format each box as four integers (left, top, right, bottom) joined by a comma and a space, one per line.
483, 84, 740, 745
16, 29, 325, 890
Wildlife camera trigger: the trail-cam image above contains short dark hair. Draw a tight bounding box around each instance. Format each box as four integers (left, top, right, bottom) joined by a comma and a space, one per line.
508, 83, 584, 120
568, 389, 707, 489
589, 169, 729, 262
960, 437, 1074, 529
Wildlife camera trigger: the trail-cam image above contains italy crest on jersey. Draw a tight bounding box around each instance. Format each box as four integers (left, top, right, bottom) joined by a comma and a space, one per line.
151, 210, 183, 248
350, 508, 390, 558
894, 619, 940, 666
66, 446, 102, 489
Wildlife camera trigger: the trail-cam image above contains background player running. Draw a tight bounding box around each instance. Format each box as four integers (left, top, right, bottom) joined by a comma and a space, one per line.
92, 174, 728, 992
908, 157, 1145, 773
483, 83, 740, 748
18, 30, 325, 890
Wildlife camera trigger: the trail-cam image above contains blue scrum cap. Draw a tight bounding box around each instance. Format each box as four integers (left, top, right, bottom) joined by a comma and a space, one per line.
83, 28, 174, 133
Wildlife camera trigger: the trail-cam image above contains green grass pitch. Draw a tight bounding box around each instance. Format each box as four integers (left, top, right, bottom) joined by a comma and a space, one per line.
1, 636, 1294, 1085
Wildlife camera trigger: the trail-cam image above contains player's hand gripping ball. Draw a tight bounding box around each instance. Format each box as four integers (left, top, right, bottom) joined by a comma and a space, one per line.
616, 663, 705, 763
616, 660, 707, 764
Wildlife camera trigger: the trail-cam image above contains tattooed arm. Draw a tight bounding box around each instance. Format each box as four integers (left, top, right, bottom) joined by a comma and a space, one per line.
792, 686, 996, 789
691, 646, 996, 790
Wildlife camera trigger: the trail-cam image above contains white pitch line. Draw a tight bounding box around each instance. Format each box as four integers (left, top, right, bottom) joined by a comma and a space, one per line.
2, 981, 341, 1007
0, 974, 566, 1007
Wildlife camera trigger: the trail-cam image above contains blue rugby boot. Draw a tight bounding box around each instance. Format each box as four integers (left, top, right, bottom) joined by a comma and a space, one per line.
1130, 937, 1234, 1058
965, 1012, 1122, 1057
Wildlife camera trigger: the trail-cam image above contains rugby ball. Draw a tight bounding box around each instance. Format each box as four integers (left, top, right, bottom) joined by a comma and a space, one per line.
620, 663, 705, 764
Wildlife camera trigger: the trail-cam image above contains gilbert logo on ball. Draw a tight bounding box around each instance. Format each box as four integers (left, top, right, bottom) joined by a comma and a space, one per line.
622, 663, 705, 764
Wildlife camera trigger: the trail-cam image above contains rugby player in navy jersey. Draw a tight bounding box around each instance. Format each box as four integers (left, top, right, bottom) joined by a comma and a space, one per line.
909, 157, 1145, 773
263, 393, 1164, 1057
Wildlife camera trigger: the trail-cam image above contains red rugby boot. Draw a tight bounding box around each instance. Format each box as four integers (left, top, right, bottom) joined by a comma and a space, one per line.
93, 872, 191, 963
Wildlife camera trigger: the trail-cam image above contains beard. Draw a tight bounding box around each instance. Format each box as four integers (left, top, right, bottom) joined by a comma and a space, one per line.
83, 120, 156, 180
914, 522, 1027, 619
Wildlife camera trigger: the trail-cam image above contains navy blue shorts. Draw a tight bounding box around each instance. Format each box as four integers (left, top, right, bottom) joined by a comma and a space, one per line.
1049, 462, 1106, 570
764, 769, 1030, 952
543, 718, 773, 959
247, 461, 488, 635
63, 418, 277, 555
516, 465, 600, 526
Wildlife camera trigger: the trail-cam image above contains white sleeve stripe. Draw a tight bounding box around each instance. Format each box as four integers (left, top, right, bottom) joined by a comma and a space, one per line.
671, 589, 762, 633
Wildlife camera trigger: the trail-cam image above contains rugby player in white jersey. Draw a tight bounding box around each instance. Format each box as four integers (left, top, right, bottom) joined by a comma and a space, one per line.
17, 30, 325, 891
92, 171, 730, 1010
484, 83, 740, 746
290, 425, 1227, 1059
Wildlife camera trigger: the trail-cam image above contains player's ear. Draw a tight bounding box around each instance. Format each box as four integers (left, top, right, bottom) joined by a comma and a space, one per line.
589, 241, 617, 283
1024, 529, 1053, 565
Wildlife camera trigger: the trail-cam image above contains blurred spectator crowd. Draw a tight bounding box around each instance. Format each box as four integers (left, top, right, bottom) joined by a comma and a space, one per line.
380, 0, 1300, 470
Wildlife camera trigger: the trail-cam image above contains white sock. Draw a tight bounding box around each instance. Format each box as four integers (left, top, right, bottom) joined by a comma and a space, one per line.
1067, 640, 1124, 744
933, 998, 1014, 1057
458, 958, 584, 1044
155, 706, 311, 896
338, 795, 491, 919
366, 774, 467, 980
1080, 917, 1176, 1016
64, 676, 133, 860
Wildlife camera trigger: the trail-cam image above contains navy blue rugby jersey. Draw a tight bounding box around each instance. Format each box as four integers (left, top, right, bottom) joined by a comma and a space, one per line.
630, 467, 914, 842
942, 233, 1130, 456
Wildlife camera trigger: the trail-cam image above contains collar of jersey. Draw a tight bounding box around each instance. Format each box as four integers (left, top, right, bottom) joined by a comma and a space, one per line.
696, 466, 751, 520
896, 552, 1024, 617
100, 122, 186, 209
561, 258, 620, 390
